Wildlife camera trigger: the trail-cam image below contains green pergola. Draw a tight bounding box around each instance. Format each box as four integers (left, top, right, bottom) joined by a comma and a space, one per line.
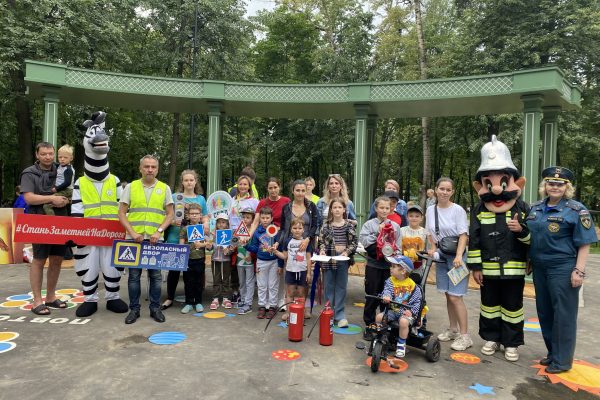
25, 60, 582, 226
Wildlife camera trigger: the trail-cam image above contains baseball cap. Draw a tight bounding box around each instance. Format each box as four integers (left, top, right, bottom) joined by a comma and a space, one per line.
240, 207, 256, 215
383, 190, 400, 200
384, 254, 414, 272
407, 204, 423, 214
214, 212, 229, 221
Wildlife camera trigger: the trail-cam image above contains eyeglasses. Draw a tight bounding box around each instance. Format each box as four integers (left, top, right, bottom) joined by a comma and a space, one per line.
328, 174, 341, 178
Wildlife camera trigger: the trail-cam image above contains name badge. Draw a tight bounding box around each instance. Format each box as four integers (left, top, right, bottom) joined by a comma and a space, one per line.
546, 216, 564, 223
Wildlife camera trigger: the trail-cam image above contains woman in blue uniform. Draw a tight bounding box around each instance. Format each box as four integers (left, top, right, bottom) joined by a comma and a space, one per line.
526, 166, 597, 374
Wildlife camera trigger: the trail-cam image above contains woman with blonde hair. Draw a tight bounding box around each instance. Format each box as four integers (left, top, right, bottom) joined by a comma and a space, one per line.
527, 166, 597, 374
316, 174, 356, 229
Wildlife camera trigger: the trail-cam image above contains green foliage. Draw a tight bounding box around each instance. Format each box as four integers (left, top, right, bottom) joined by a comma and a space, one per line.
0, 0, 598, 212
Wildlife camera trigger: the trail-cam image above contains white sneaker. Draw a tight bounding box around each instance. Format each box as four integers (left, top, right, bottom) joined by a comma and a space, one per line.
395, 345, 406, 358
338, 319, 349, 328
481, 341, 500, 356
209, 298, 219, 310
504, 347, 519, 362
438, 329, 460, 342
450, 334, 473, 351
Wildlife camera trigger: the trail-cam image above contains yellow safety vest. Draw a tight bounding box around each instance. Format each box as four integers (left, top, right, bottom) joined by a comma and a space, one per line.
129, 179, 167, 237
79, 175, 119, 220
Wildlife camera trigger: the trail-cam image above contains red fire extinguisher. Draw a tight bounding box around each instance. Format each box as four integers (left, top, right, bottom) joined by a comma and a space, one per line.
288, 297, 305, 342
319, 302, 334, 346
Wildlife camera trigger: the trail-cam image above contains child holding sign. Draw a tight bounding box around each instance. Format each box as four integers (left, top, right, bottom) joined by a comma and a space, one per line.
273, 217, 312, 321
236, 208, 256, 315
179, 203, 207, 313
206, 213, 234, 310
246, 207, 279, 319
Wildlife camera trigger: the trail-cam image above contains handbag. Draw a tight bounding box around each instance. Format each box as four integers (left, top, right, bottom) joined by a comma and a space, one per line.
435, 206, 459, 255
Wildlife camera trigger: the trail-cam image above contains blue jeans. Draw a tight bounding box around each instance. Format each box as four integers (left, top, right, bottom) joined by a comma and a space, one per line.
128, 268, 162, 312
323, 261, 349, 321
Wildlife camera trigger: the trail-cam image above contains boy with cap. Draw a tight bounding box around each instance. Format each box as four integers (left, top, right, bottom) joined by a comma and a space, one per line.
375, 254, 423, 358
400, 204, 427, 265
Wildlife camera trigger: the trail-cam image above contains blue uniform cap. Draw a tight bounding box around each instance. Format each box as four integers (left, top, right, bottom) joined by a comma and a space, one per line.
542, 166, 574, 184
385, 253, 414, 273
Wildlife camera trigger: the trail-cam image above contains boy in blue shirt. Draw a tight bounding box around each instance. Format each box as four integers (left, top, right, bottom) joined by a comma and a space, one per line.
246, 207, 279, 319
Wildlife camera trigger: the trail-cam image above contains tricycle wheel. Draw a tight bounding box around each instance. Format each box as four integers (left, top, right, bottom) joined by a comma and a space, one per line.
425, 338, 441, 362
371, 340, 383, 372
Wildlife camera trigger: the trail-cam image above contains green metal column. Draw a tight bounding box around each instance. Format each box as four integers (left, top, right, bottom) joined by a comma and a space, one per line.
207, 101, 223, 196
542, 106, 560, 169
353, 104, 371, 229
43, 88, 60, 149
521, 94, 544, 204
366, 114, 378, 203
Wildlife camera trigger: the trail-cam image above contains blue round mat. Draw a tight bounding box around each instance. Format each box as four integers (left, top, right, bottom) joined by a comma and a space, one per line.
333, 324, 362, 335
7, 294, 33, 301
148, 331, 187, 345
0, 342, 16, 353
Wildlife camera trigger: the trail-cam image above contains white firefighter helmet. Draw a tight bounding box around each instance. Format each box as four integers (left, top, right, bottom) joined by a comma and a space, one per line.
477, 135, 518, 174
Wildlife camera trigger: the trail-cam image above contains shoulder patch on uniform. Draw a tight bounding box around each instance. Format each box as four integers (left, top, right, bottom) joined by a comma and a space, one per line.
565, 201, 581, 211
579, 211, 592, 230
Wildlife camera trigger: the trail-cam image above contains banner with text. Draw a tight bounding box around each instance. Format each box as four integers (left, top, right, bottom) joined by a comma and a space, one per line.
110, 240, 190, 271
14, 214, 126, 247
0, 208, 24, 265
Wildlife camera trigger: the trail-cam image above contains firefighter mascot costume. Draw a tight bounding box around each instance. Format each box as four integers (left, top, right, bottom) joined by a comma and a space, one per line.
71, 111, 128, 317
467, 135, 530, 362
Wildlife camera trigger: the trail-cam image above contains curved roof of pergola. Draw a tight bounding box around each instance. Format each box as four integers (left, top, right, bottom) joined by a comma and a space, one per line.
25, 60, 581, 119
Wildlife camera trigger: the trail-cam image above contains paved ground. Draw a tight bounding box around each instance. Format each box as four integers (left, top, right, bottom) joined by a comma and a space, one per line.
1, 256, 599, 400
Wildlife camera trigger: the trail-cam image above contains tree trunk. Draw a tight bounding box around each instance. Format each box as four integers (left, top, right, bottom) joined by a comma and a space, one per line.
413, 0, 431, 206
373, 120, 392, 198
12, 69, 33, 172
168, 112, 181, 188
168, 14, 186, 189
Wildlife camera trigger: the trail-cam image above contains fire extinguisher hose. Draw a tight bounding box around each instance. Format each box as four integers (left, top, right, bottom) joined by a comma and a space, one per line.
307, 301, 330, 338
263, 301, 295, 334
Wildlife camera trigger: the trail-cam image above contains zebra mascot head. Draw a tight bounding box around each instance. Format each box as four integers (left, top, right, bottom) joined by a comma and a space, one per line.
82, 111, 110, 182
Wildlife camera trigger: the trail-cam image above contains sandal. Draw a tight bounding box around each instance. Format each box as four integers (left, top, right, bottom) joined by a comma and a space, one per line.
45, 299, 67, 309
32, 304, 51, 315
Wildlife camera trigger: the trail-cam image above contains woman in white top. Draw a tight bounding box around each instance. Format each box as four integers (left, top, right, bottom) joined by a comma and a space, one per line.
426, 177, 471, 351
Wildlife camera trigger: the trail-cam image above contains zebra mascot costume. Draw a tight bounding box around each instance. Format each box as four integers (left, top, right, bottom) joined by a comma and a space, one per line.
71, 111, 128, 317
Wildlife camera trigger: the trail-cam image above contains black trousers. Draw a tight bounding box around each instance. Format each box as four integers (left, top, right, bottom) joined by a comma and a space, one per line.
479, 277, 525, 347
166, 270, 180, 301
363, 265, 390, 325
183, 258, 205, 305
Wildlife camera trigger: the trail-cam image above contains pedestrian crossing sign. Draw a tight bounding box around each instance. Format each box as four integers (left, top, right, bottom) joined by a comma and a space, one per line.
215, 229, 233, 246
187, 224, 205, 242
113, 242, 140, 266
233, 220, 250, 238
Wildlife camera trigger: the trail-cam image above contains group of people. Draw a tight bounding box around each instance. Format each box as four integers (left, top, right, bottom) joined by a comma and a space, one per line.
18, 130, 596, 371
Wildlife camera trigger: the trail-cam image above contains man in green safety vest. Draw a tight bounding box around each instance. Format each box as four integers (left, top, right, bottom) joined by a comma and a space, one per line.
118, 155, 174, 324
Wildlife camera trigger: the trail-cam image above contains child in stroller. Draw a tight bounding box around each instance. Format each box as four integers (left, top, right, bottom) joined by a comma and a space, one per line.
366, 252, 440, 372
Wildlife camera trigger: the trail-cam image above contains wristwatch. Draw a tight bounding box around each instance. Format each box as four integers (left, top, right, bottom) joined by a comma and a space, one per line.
157, 228, 164, 233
